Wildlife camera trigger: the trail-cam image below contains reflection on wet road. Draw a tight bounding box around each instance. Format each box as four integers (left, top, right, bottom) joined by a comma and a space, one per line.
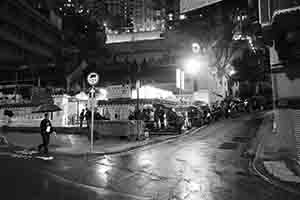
0, 114, 299, 200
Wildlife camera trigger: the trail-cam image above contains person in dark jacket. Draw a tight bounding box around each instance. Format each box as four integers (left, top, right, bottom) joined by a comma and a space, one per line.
85, 108, 91, 129
79, 109, 85, 128
38, 113, 53, 154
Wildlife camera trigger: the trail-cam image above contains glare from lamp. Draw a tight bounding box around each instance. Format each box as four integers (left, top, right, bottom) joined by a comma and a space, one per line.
179, 14, 186, 20
184, 58, 200, 75
229, 69, 236, 76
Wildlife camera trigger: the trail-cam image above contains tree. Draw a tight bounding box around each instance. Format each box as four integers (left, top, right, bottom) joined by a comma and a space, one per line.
231, 49, 266, 82
165, 2, 246, 79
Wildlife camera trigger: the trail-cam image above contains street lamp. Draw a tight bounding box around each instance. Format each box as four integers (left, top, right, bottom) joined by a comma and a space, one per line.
229, 69, 236, 76
179, 14, 187, 20
184, 58, 201, 75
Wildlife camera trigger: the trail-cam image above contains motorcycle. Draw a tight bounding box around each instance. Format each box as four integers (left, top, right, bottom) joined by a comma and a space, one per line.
203, 112, 212, 124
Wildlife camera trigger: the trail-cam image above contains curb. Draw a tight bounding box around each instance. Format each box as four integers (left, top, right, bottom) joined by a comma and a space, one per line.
3, 126, 206, 158
1, 126, 87, 135
252, 158, 300, 195
251, 114, 300, 195
53, 126, 205, 157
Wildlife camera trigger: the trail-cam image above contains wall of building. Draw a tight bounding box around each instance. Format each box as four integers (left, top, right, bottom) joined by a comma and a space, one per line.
0, 0, 61, 70
105, 0, 166, 32
106, 30, 163, 43
260, 0, 300, 159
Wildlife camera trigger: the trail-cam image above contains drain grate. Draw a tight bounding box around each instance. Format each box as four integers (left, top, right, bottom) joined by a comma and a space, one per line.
232, 136, 251, 143
219, 142, 239, 150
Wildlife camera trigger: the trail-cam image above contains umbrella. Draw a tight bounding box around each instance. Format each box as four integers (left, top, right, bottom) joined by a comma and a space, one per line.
75, 91, 89, 101
4, 110, 14, 117
32, 104, 62, 113
143, 104, 153, 109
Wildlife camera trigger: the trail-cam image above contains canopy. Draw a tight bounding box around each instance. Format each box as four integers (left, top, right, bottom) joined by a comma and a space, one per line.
32, 104, 62, 113
98, 98, 178, 107
74, 91, 89, 101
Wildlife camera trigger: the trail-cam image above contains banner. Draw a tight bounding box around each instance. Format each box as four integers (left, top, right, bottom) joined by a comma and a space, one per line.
180, 0, 223, 13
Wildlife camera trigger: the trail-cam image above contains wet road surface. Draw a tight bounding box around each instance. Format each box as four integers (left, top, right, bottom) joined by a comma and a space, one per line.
0, 113, 299, 200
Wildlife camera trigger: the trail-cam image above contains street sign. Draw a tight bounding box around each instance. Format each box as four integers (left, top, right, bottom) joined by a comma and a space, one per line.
192, 43, 200, 53
87, 72, 99, 86
90, 87, 96, 94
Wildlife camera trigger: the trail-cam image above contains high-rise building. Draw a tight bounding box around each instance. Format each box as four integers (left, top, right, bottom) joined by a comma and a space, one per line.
104, 0, 166, 32
0, 0, 62, 75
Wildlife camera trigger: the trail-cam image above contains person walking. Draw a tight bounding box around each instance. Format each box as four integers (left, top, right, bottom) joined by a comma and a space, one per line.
85, 108, 91, 129
79, 109, 85, 128
38, 113, 54, 154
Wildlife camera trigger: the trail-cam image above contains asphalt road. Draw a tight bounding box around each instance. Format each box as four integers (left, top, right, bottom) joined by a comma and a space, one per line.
0, 113, 299, 200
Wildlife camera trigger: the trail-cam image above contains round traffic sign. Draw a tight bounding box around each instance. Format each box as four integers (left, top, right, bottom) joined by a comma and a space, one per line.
192, 43, 200, 53
87, 72, 99, 86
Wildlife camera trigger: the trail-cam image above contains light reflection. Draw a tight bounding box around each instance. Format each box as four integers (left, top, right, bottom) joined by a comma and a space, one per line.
96, 156, 113, 185
96, 164, 112, 186
102, 155, 111, 165
172, 146, 214, 200
189, 181, 200, 192
97, 164, 111, 174
137, 151, 154, 168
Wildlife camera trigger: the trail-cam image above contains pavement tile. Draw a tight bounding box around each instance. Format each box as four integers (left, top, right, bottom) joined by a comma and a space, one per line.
253, 111, 300, 190
264, 160, 300, 183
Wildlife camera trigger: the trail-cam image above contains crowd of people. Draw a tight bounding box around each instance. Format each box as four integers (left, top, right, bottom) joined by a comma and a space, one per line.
76, 96, 269, 135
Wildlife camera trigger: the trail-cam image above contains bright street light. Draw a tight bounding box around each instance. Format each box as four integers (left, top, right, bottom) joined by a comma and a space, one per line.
184, 58, 201, 75
229, 69, 236, 76
179, 14, 187, 20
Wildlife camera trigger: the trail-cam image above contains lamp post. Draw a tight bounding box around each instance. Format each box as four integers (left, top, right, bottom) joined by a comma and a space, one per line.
136, 80, 140, 113
86, 72, 99, 153
176, 68, 184, 100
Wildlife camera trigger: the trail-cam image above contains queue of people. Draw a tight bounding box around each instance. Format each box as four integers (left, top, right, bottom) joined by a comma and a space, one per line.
127, 106, 185, 134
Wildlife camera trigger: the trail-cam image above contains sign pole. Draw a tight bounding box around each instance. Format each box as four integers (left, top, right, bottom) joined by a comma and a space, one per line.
136, 80, 140, 112
90, 87, 95, 152
86, 72, 99, 153
136, 80, 140, 138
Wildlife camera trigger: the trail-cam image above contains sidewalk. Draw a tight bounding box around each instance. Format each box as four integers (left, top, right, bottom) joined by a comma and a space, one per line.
252, 111, 300, 194
0, 127, 200, 157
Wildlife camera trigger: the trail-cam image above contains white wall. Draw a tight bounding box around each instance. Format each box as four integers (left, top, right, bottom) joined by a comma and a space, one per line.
274, 73, 300, 98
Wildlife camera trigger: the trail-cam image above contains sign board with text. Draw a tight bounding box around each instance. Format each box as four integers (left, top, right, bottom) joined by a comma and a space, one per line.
107, 85, 131, 99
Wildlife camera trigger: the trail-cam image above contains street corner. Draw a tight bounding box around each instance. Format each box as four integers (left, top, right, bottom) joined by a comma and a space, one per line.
263, 160, 300, 184
252, 157, 300, 195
